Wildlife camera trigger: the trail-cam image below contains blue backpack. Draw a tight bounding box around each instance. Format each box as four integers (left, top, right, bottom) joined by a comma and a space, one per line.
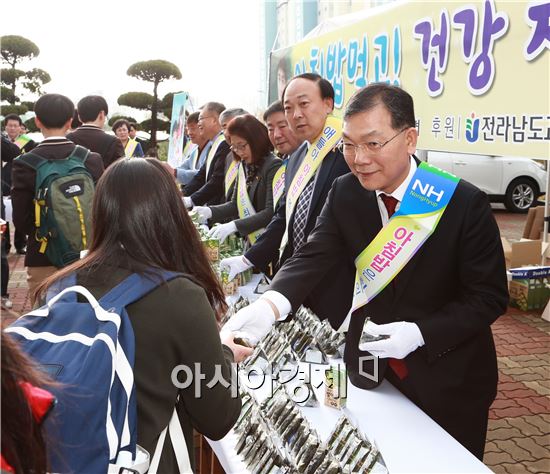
5, 271, 193, 473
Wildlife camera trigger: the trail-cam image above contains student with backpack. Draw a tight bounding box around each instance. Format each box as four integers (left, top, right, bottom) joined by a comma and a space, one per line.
11, 93, 104, 296
9, 158, 248, 473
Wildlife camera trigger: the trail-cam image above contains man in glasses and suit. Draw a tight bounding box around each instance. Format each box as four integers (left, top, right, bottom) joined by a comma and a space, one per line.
225, 83, 508, 460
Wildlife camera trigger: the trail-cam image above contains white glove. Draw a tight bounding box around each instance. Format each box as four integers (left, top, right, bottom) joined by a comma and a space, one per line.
208, 221, 237, 243
220, 255, 253, 280
359, 321, 425, 359
183, 196, 193, 209
193, 206, 212, 224
222, 298, 277, 345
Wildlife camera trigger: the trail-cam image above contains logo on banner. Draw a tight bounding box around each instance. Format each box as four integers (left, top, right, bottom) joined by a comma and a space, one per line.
465, 112, 480, 143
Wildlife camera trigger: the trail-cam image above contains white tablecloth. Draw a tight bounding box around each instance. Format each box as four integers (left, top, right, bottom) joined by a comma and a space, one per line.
214, 275, 491, 473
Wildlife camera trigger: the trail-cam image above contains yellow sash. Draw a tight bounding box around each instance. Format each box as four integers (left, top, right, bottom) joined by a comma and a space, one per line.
272, 160, 286, 210
280, 115, 342, 254
224, 158, 239, 197
206, 133, 225, 177
14, 134, 31, 150
351, 163, 460, 313
236, 163, 264, 244
124, 139, 138, 158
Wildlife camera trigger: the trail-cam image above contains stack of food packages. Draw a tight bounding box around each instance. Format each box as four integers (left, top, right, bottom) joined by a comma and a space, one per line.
189, 211, 253, 295
235, 382, 384, 473
225, 298, 387, 473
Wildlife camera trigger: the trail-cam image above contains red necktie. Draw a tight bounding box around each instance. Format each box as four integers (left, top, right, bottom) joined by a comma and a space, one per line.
379, 193, 409, 380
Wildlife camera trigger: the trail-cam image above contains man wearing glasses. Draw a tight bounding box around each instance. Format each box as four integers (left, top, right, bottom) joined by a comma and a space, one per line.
225, 83, 508, 460
183, 102, 230, 207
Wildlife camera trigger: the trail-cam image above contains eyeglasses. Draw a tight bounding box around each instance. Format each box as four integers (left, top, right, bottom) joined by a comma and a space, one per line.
230, 142, 249, 153
198, 115, 214, 123
338, 128, 409, 158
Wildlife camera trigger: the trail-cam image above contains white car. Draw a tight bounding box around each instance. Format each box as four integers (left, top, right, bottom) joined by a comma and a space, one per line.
425, 151, 547, 213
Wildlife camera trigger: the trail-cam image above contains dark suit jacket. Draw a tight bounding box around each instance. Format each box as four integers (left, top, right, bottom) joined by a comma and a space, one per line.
11, 139, 104, 267
270, 171, 508, 451
184, 138, 230, 206
209, 153, 281, 236
67, 125, 125, 168
245, 141, 354, 327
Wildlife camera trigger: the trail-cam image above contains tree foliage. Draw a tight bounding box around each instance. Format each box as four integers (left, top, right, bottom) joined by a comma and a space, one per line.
0, 36, 39, 67
108, 115, 137, 127
1, 35, 50, 109
127, 60, 182, 84
24, 117, 39, 132
140, 118, 170, 132
23, 68, 51, 95
124, 59, 182, 150
0, 104, 28, 115
117, 92, 155, 111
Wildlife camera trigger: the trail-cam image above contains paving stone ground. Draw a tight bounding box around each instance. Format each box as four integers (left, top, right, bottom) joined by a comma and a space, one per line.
1, 207, 548, 473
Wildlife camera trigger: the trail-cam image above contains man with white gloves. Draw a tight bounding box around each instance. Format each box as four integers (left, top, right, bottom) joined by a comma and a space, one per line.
220, 75, 354, 329
224, 83, 508, 461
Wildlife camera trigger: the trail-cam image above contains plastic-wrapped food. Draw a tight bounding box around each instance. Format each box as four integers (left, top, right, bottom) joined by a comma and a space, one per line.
316, 456, 341, 474
244, 431, 266, 464
303, 447, 329, 474
357, 446, 379, 473
295, 433, 320, 470
277, 407, 298, 433
331, 424, 355, 458
282, 414, 303, 444
327, 416, 348, 447
339, 437, 361, 465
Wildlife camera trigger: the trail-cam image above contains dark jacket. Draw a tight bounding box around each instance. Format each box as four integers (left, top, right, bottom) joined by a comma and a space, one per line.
245, 142, 354, 328
209, 153, 282, 237
77, 264, 241, 473
184, 137, 230, 206
11, 139, 104, 267
67, 125, 125, 168
270, 171, 508, 457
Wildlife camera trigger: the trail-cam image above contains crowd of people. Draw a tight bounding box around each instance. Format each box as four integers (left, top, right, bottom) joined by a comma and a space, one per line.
1, 74, 508, 472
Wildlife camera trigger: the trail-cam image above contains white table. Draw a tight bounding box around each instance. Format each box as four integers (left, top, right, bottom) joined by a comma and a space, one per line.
213, 276, 491, 474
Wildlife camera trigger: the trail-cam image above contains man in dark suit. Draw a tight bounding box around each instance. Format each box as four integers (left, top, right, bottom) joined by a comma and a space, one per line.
225, 84, 508, 460
3, 113, 37, 254
12, 94, 104, 296
67, 95, 125, 168
221, 74, 354, 327
183, 102, 230, 207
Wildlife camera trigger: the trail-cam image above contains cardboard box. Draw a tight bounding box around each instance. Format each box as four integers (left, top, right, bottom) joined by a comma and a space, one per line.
523, 206, 545, 240
501, 238, 547, 269
509, 266, 550, 311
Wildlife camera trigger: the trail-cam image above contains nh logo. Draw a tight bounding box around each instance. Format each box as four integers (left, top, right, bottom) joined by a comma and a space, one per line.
412, 179, 444, 202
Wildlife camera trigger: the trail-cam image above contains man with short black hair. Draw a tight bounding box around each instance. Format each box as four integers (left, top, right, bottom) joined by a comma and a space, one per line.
12, 93, 104, 294
221, 74, 354, 327
67, 95, 125, 168
128, 122, 149, 153
2, 113, 36, 255
226, 83, 508, 460
183, 102, 230, 206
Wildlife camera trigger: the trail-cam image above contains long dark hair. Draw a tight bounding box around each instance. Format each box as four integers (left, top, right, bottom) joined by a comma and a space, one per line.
1, 332, 53, 473
34, 158, 227, 318
227, 114, 273, 165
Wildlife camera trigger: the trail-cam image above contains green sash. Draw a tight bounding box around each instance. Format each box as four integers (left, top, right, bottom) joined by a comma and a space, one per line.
14, 134, 31, 150
280, 115, 342, 254
224, 158, 239, 197
352, 162, 460, 313
272, 160, 286, 210
236, 163, 263, 244
124, 139, 138, 158
206, 133, 225, 177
